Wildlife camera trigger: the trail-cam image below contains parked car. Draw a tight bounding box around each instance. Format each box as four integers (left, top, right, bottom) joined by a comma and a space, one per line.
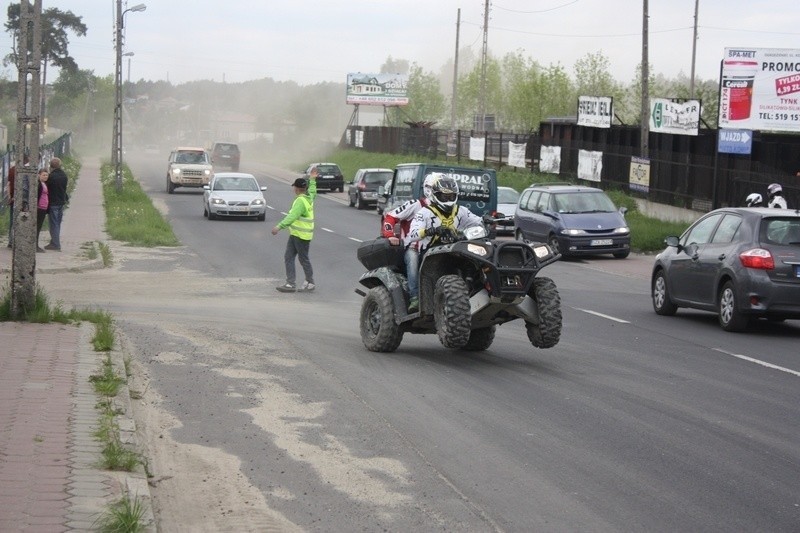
651, 207, 800, 331
304, 162, 344, 192
202, 172, 267, 221
514, 183, 630, 258
347, 168, 393, 209
210, 142, 240, 171
496, 186, 520, 235
166, 147, 213, 194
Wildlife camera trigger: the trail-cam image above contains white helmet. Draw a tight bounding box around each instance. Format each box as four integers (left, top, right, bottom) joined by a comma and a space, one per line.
768, 183, 783, 198
422, 174, 437, 202
745, 193, 763, 207
429, 174, 459, 215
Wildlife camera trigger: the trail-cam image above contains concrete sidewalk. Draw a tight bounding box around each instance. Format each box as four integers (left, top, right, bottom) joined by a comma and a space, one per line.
0, 158, 154, 531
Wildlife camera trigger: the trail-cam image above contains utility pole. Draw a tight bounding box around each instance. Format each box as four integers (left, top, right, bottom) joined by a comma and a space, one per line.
478, 0, 490, 132
689, 0, 699, 99
640, 0, 649, 158
113, 0, 123, 191
11, 0, 42, 319
450, 8, 460, 131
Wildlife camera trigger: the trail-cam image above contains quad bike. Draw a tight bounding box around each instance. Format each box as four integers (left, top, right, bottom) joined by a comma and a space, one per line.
355, 220, 563, 352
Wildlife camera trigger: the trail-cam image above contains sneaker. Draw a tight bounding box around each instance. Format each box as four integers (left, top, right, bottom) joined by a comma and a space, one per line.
408, 296, 419, 312
276, 283, 296, 293
301, 281, 315, 291
44, 243, 61, 251
36, 246, 45, 253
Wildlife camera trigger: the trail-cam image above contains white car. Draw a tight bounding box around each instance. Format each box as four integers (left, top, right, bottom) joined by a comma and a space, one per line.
202, 173, 267, 221
166, 146, 213, 193
496, 186, 520, 235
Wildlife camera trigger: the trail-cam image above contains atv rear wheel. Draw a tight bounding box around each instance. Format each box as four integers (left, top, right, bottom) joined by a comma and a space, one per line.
463, 326, 496, 351
525, 277, 562, 349
360, 286, 403, 352
434, 275, 471, 349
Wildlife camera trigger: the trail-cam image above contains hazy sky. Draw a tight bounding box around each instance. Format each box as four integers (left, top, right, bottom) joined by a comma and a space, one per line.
2, 0, 799, 86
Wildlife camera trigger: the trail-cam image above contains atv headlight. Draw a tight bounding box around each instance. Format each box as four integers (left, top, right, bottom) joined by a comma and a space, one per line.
533, 244, 554, 259
463, 225, 488, 240
467, 243, 488, 256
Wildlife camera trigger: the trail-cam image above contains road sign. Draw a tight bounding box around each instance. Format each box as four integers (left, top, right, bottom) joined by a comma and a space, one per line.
718, 129, 753, 155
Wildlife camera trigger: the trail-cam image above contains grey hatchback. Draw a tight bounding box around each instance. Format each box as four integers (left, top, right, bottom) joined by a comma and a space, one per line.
651, 207, 800, 331
514, 184, 630, 258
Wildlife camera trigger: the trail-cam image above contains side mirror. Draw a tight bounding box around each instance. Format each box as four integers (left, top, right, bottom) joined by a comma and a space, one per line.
664, 235, 679, 247
619, 206, 628, 216
260, 186, 267, 191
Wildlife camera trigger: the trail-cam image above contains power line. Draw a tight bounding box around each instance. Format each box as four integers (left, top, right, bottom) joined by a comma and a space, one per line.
493, 0, 578, 14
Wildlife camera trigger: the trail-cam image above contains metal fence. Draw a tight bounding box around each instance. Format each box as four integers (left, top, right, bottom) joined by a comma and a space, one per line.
1, 133, 73, 214
343, 124, 800, 212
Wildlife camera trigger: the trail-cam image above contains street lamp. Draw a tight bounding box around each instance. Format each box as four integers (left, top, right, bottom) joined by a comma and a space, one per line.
114, 2, 146, 191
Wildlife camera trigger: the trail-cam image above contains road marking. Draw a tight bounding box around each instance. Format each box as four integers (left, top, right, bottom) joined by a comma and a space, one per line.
349, 237, 363, 242
574, 308, 630, 323
321, 227, 334, 233
713, 348, 800, 377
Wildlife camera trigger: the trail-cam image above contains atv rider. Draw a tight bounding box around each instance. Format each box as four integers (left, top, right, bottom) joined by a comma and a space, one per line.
767, 183, 788, 209
404, 174, 483, 311
381, 174, 437, 308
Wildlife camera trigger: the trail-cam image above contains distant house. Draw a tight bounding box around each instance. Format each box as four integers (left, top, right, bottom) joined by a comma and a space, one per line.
212, 111, 257, 143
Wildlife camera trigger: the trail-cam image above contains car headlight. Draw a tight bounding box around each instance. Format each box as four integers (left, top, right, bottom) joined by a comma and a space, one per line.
210, 197, 225, 205
251, 199, 265, 206
171, 168, 181, 176
203, 169, 211, 176
613, 227, 630, 235
561, 228, 587, 236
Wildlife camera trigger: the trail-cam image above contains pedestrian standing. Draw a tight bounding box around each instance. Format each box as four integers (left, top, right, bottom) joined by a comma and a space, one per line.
35, 169, 49, 253
767, 183, 788, 209
271, 169, 317, 292
45, 157, 69, 251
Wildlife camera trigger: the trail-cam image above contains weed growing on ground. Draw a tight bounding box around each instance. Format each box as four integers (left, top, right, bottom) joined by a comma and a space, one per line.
93, 493, 147, 533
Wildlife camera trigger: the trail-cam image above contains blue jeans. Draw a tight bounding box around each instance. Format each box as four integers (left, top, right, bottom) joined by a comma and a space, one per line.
47, 204, 64, 249
284, 235, 313, 285
405, 247, 420, 297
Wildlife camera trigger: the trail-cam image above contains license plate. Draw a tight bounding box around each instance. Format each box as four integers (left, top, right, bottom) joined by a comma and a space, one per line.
320, 175, 333, 179
230, 206, 248, 212
590, 239, 613, 246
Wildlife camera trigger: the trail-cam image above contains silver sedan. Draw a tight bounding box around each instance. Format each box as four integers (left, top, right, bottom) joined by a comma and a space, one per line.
202, 173, 267, 221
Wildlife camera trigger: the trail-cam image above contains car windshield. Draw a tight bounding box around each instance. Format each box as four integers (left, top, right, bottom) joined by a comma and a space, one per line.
498, 188, 520, 204
177, 151, 207, 164
215, 144, 237, 153
554, 191, 615, 214
364, 172, 391, 185
316, 165, 340, 174
214, 177, 258, 191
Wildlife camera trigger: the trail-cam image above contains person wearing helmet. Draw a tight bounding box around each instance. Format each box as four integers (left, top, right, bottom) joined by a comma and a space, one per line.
404, 174, 483, 311
381, 175, 436, 305
744, 193, 763, 208
767, 183, 788, 209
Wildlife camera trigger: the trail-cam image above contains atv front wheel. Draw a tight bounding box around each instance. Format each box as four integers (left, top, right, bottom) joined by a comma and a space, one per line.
525, 277, 562, 349
434, 275, 471, 349
463, 326, 496, 351
360, 286, 403, 352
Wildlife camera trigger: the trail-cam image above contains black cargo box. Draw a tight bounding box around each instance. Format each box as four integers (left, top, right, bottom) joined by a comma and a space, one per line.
357, 238, 404, 271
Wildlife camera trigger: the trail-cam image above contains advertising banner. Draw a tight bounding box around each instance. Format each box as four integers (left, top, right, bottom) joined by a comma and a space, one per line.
719, 48, 800, 132
577, 96, 613, 128
650, 98, 701, 135
539, 146, 561, 174
346, 73, 409, 106
507, 142, 527, 168
578, 150, 603, 182
629, 156, 651, 193
469, 137, 485, 161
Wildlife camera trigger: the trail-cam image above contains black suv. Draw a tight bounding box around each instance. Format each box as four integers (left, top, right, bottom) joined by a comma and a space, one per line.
304, 162, 344, 192
211, 142, 240, 171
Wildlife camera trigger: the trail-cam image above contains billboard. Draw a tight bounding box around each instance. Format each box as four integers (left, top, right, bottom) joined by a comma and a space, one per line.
719, 47, 800, 132
650, 98, 701, 136
346, 72, 409, 106
577, 96, 613, 128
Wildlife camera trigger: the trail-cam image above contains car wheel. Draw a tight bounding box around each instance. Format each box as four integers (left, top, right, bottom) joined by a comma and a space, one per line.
525, 277, 562, 349
548, 234, 561, 256
257, 213, 266, 221
652, 269, 678, 316
167, 177, 175, 194
434, 274, 471, 349
348, 193, 355, 207
515, 229, 525, 242
360, 286, 403, 352
613, 250, 630, 259
719, 280, 749, 332
208, 207, 216, 220
203, 206, 208, 218
463, 326, 496, 351
355, 196, 364, 210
